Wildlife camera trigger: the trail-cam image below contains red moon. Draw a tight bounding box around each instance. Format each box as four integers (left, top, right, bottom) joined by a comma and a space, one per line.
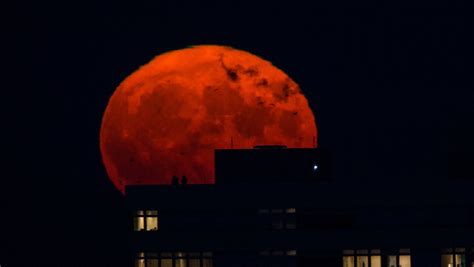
100, 45, 317, 193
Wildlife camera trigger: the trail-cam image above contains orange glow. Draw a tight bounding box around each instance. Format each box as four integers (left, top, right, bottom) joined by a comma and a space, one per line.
100, 45, 317, 193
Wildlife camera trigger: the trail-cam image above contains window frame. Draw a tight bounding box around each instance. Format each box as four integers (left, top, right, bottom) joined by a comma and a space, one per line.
134, 209, 159, 231
343, 249, 411, 267
442, 248, 467, 267
343, 249, 381, 267
135, 251, 213, 267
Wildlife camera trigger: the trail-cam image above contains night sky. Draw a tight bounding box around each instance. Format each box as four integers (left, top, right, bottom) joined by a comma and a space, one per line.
3, 1, 473, 266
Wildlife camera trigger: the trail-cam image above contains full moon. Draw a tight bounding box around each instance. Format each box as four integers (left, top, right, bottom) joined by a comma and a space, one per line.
100, 45, 317, 193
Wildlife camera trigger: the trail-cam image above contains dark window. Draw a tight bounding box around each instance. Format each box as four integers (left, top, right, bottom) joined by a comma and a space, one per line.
259, 208, 297, 231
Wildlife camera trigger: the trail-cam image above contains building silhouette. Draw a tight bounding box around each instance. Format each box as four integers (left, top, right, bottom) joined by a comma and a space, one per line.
126, 147, 474, 267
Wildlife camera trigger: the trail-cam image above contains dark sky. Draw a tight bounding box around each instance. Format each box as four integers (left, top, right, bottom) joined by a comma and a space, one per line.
3, 0, 473, 266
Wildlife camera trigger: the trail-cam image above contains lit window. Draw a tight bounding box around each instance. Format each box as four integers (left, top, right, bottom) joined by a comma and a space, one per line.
133, 210, 158, 231
442, 248, 466, 267
189, 259, 200, 267
287, 250, 297, 256
135, 253, 145, 267
174, 258, 186, 267
441, 254, 453, 267
142, 252, 158, 267
202, 258, 213, 267
202, 252, 214, 267
175, 252, 187, 257
146, 259, 158, 267
134, 210, 145, 231
371, 255, 381, 267
286, 208, 296, 214
161, 259, 172, 267
343, 249, 381, 267
356, 256, 368, 267
147, 210, 158, 216
343, 256, 355, 267
146, 216, 158, 231
135, 251, 214, 267
387, 249, 411, 267
387, 255, 397, 267
159, 252, 172, 267
399, 255, 411, 267
146, 210, 158, 231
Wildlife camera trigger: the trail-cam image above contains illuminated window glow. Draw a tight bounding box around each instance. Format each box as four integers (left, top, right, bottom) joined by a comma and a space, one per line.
343, 248, 382, 267
134, 210, 159, 231
356, 255, 368, 267
135, 251, 213, 267
399, 255, 411, 267
146, 259, 158, 267
343, 256, 355, 267
161, 259, 172, 267
371, 256, 381, 267
134, 216, 144, 231
287, 250, 297, 256
286, 208, 296, 213
442, 248, 466, 267
136, 252, 145, 267
388, 249, 411, 267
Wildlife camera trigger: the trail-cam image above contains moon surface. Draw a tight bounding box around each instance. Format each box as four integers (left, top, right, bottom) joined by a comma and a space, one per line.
100, 45, 317, 193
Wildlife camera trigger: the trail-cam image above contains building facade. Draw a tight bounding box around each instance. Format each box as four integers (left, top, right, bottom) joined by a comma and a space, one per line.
126, 148, 474, 267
